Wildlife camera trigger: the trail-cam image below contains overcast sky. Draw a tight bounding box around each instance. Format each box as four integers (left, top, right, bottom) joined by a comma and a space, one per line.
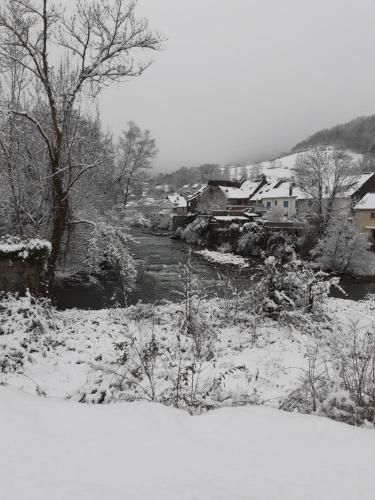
98, 0, 375, 172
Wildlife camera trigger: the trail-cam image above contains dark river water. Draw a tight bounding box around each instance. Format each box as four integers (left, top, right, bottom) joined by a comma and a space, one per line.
54, 230, 375, 309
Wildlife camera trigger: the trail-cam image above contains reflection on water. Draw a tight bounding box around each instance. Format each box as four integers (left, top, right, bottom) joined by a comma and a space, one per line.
54, 230, 375, 310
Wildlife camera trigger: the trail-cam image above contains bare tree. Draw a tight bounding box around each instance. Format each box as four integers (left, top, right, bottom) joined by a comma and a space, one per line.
0, 0, 162, 290
294, 147, 359, 232
116, 121, 158, 207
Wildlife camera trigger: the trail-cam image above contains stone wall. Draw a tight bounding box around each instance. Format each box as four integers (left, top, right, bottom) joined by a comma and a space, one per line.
0, 238, 50, 296
0, 258, 44, 295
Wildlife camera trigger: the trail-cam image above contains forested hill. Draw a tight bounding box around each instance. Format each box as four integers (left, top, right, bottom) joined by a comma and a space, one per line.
292, 115, 375, 154
151, 163, 228, 192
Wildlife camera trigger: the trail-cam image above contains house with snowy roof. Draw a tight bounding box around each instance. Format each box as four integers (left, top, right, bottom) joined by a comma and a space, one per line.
251, 173, 375, 220
295, 172, 375, 217
159, 195, 187, 216
354, 192, 375, 241
250, 180, 304, 218
190, 177, 267, 214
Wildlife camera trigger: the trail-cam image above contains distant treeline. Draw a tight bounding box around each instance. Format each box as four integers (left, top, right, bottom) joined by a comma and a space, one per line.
292, 114, 375, 156
151, 164, 230, 191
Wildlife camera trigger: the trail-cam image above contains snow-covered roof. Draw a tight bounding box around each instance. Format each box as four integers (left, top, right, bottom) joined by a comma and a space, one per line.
187, 185, 206, 201
218, 179, 264, 200
166, 195, 187, 208
354, 192, 375, 210
344, 173, 374, 196
251, 181, 305, 201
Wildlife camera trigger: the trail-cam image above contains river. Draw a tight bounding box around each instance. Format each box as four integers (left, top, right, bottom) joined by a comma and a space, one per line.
54, 230, 375, 309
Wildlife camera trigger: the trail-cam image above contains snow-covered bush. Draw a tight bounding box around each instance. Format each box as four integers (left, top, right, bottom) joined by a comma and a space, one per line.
0, 345, 24, 374
86, 216, 137, 294
249, 258, 341, 318
123, 209, 151, 228
0, 292, 57, 336
313, 215, 375, 275
180, 216, 210, 246
266, 232, 296, 262
0, 293, 60, 387
284, 316, 375, 427
237, 222, 268, 257
322, 320, 375, 425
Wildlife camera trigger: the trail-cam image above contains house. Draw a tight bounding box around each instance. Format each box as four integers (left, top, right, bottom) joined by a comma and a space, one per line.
190, 177, 267, 214
187, 185, 206, 213
354, 193, 375, 241
250, 180, 303, 218
251, 173, 375, 220
159, 195, 187, 216
296, 173, 375, 217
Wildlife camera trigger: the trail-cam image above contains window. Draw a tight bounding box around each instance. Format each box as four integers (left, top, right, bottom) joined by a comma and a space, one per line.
266, 201, 271, 209
283, 200, 289, 208
274, 200, 278, 206
371, 212, 375, 219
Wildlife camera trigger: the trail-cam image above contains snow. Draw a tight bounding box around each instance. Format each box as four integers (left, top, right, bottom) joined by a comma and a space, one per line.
0, 238, 51, 256
228, 149, 365, 185
166, 195, 187, 208
343, 173, 374, 196
2, 292, 375, 497
195, 249, 249, 267
188, 184, 206, 199
354, 192, 375, 210
228, 152, 302, 182
1, 386, 375, 500
218, 179, 264, 200
250, 180, 305, 202
212, 215, 249, 221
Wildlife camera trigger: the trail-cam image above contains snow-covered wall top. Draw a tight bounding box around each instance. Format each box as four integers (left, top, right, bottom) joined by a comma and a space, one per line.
0, 237, 51, 262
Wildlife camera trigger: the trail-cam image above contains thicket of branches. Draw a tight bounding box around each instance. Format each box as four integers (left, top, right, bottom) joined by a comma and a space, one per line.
0, 0, 162, 291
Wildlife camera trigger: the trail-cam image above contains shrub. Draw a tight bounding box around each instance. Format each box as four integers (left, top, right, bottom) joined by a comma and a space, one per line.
313, 214, 375, 275
267, 232, 296, 262
180, 217, 210, 246
249, 257, 342, 318
284, 317, 375, 427
237, 222, 268, 257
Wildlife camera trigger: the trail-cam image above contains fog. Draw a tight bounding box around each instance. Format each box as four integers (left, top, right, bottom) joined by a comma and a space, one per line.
96, 0, 375, 172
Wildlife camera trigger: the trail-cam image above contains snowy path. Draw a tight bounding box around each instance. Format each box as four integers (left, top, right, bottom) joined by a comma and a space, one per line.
1, 387, 375, 500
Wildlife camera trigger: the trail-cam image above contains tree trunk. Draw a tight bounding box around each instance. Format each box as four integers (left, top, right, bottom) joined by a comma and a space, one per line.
123, 170, 134, 208
47, 160, 68, 294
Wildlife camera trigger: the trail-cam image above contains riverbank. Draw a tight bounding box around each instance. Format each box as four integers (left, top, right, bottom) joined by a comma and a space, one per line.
2, 290, 375, 426
53, 229, 375, 309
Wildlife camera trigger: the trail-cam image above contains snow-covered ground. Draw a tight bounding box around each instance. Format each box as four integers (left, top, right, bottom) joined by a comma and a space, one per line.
1, 293, 375, 412
0, 295, 305, 406
2, 293, 375, 498
1, 385, 375, 500
195, 249, 249, 267
228, 149, 364, 183
228, 152, 301, 182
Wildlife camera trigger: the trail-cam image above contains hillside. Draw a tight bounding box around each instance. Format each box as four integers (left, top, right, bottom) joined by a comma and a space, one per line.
227, 152, 300, 182
148, 115, 375, 194
150, 164, 228, 194
292, 115, 375, 154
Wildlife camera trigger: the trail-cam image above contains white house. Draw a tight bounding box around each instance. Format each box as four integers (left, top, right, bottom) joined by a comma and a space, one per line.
251, 173, 375, 220
159, 195, 187, 216
250, 181, 303, 218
